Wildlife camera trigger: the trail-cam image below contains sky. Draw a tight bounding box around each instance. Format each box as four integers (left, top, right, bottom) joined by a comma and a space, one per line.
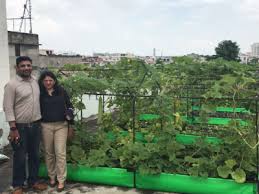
5, 0, 259, 56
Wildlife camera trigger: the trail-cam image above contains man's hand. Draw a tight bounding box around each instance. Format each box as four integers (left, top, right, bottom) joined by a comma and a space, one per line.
8, 129, 20, 143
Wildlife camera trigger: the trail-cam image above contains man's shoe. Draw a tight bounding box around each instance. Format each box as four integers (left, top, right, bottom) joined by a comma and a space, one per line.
12, 187, 23, 194
31, 182, 48, 191
49, 180, 56, 188
57, 183, 65, 192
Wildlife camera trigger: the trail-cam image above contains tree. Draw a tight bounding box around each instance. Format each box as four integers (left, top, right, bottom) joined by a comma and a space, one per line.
248, 58, 259, 65
215, 40, 240, 61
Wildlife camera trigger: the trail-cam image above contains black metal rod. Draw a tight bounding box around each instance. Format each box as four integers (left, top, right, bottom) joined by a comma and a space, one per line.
102, 95, 105, 113
191, 97, 194, 120
132, 95, 136, 188
7, 17, 31, 20
256, 98, 259, 194
80, 95, 83, 124
81, 92, 259, 101
132, 96, 136, 144
186, 86, 189, 119
160, 97, 163, 130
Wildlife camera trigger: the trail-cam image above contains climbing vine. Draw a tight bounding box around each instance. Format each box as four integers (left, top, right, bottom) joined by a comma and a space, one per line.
58, 57, 259, 183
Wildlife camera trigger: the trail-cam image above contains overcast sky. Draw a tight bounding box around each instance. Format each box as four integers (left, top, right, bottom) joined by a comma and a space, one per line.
6, 0, 259, 56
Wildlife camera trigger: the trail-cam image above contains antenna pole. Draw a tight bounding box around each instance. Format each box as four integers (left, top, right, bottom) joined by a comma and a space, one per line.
28, 0, 32, 33
19, 0, 32, 33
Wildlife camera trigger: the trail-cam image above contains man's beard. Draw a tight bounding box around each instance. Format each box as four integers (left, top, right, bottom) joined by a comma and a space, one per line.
17, 71, 31, 78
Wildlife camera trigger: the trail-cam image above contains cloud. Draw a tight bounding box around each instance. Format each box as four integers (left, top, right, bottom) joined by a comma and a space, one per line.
237, 0, 259, 21
165, 0, 226, 7
5, 0, 259, 55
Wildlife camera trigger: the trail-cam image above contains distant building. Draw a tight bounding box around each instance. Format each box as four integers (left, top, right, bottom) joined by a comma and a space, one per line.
251, 43, 259, 57
153, 48, 156, 57
156, 56, 173, 64
8, 31, 40, 77
39, 54, 82, 68
39, 49, 82, 68
186, 53, 206, 62
239, 52, 259, 64
82, 56, 104, 66
7, 31, 83, 73
91, 52, 135, 65
39, 49, 54, 56
238, 43, 259, 64
239, 53, 250, 64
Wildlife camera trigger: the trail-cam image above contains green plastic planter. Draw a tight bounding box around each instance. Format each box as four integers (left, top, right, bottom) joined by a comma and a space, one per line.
139, 113, 249, 126
175, 134, 222, 144
39, 164, 134, 187
183, 116, 248, 126
192, 106, 251, 113
139, 114, 160, 121
136, 173, 256, 194
107, 131, 222, 145
39, 164, 256, 194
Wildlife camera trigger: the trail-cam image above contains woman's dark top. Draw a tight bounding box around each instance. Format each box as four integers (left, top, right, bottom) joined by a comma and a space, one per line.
40, 86, 74, 124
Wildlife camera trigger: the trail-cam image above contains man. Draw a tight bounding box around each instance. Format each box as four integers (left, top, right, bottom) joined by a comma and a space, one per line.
3, 56, 47, 194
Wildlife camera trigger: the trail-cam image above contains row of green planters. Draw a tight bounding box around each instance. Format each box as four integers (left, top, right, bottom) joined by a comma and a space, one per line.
38, 118, 257, 194
39, 164, 256, 194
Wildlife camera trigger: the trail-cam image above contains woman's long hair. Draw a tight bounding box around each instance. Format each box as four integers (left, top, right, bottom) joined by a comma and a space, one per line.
38, 70, 61, 94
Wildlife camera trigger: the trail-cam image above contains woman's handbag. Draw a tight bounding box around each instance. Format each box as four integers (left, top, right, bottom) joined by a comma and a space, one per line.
67, 123, 74, 140
65, 108, 74, 121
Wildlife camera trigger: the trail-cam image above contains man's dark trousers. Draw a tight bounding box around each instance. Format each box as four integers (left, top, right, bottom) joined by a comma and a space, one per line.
12, 122, 41, 188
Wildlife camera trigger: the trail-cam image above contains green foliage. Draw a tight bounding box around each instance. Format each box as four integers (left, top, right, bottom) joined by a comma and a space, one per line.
217, 165, 232, 178
61, 72, 108, 96
62, 64, 88, 71
60, 57, 258, 184
215, 40, 240, 61
231, 168, 246, 183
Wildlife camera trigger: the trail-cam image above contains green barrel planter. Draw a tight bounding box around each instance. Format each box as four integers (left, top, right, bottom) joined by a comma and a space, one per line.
136, 173, 256, 194
39, 164, 134, 187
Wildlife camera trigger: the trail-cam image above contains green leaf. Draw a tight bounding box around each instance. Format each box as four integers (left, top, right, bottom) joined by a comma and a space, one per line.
184, 156, 197, 163
199, 171, 209, 178
224, 135, 238, 144
242, 161, 257, 172
168, 153, 176, 162
187, 166, 199, 176
70, 146, 86, 161
225, 159, 236, 169
217, 165, 231, 178
231, 168, 246, 183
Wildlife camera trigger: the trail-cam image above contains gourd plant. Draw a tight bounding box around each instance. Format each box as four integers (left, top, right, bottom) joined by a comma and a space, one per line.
60, 58, 258, 183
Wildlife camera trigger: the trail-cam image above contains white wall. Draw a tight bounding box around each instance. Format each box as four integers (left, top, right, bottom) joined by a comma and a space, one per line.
0, 0, 10, 110
0, 0, 10, 148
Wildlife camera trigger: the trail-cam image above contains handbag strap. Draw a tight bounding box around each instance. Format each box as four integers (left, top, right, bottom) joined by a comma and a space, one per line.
60, 87, 70, 128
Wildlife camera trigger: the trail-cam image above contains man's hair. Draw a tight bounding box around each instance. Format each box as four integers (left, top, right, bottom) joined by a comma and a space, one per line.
16, 56, 32, 66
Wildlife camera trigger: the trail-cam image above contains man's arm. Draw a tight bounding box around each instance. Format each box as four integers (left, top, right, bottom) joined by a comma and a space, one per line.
3, 83, 19, 142
9, 121, 16, 128
3, 83, 16, 122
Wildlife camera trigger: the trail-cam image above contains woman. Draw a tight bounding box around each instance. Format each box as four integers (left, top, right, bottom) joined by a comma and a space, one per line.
38, 70, 74, 192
